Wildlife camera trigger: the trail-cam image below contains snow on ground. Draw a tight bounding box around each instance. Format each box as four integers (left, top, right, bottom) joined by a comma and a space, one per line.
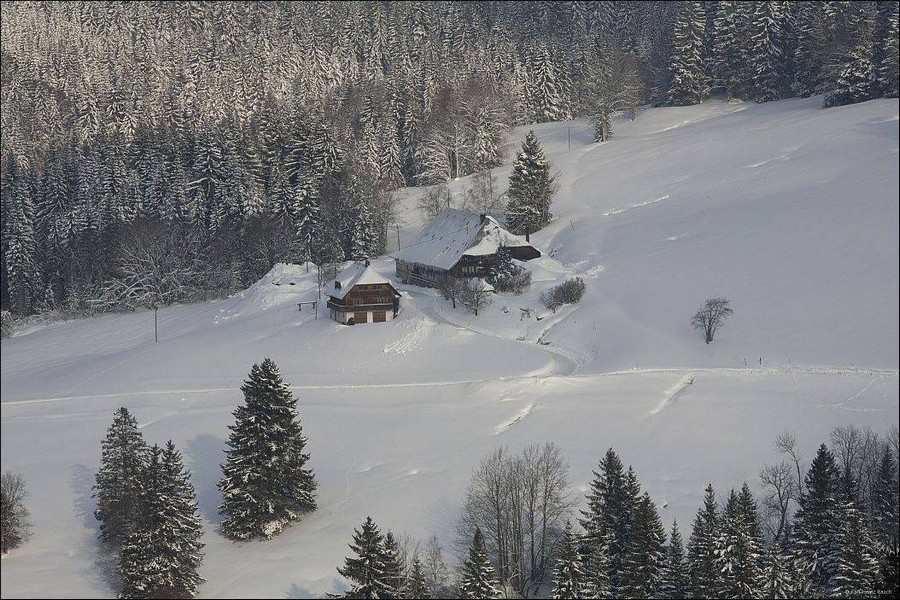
2, 96, 898, 598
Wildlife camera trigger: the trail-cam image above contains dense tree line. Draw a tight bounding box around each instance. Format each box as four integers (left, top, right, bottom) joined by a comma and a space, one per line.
2, 2, 897, 317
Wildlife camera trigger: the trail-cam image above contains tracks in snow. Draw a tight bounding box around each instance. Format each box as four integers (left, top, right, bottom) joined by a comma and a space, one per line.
648, 373, 695, 418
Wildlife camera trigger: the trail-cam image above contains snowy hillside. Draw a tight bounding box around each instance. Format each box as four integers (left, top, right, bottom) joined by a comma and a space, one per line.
2, 97, 898, 598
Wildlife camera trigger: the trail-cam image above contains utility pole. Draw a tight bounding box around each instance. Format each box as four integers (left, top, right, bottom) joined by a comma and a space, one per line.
153, 305, 158, 343
395, 224, 401, 251
568, 125, 571, 150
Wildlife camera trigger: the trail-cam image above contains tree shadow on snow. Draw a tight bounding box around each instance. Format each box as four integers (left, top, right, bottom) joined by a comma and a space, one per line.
71, 463, 122, 594
185, 433, 227, 525
285, 583, 317, 599
71, 463, 99, 533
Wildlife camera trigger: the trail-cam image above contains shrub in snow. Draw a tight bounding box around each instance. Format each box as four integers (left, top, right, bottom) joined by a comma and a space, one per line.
541, 277, 586, 312
488, 247, 532, 295
1, 471, 31, 553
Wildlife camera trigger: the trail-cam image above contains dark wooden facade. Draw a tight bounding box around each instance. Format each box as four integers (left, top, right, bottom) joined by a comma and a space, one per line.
327, 282, 400, 324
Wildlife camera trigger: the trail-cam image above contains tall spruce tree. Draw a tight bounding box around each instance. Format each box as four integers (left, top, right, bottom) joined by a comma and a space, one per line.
870, 446, 899, 560
658, 520, 689, 599
404, 557, 431, 599
687, 484, 722, 598
218, 358, 316, 540
716, 486, 762, 598
832, 471, 880, 597
791, 444, 842, 596
666, 1, 708, 105
552, 522, 587, 599
505, 131, 555, 235
749, 0, 788, 102
93, 407, 149, 543
337, 516, 391, 599
381, 531, 403, 599
621, 492, 666, 599
761, 546, 797, 599
120, 441, 204, 599
459, 527, 500, 600
580, 448, 635, 596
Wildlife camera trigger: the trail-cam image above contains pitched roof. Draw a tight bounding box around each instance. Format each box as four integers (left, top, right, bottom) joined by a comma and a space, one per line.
329, 262, 394, 300
396, 208, 536, 270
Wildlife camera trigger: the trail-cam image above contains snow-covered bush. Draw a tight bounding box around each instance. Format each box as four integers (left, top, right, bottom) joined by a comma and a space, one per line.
541, 277, 586, 312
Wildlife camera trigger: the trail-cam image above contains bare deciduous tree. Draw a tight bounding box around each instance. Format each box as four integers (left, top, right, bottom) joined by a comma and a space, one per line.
421, 534, 453, 598
438, 277, 468, 310
759, 461, 796, 545
418, 185, 452, 221
829, 425, 881, 507
774, 430, 804, 494
458, 442, 573, 598
691, 297, 733, 344
1, 471, 31, 554
461, 278, 493, 316
461, 169, 505, 215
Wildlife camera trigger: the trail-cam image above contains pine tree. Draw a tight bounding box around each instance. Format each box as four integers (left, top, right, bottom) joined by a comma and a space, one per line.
687, 484, 722, 598
874, 0, 899, 97
337, 516, 392, 599
348, 197, 380, 261
791, 444, 841, 596
459, 527, 500, 600
120, 441, 204, 599
3, 158, 39, 315
666, 1, 708, 105
621, 492, 666, 599
749, 0, 788, 102
658, 520, 689, 599
870, 446, 899, 557
824, 43, 876, 107
506, 131, 555, 235
761, 547, 797, 599
552, 522, 587, 599
218, 358, 316, 540
716, 486, 762, 598
585, 538, 611, 599
404, 557, 431, 599
579, 448, 633, 597
710, 0, 749, 98
381, 531, 403, 599
832, 471, 880, 597
93, 407, 149, 543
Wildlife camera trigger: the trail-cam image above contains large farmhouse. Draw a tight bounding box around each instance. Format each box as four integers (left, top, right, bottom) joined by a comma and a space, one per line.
327, 261, 401, 325
395, 208, 540, 287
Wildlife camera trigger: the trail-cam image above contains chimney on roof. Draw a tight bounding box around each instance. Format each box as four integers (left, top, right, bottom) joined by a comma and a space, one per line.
365, 259, 370, 267
525, 225, 531, 243
480, 213, 487, 223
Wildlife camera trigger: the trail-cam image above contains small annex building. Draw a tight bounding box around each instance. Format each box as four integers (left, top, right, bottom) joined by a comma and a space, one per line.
395, 208, 540, 287
327, 261, 401, 325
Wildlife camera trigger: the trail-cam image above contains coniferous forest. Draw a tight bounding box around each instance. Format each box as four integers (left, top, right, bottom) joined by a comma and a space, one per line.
1, 1, 898, 319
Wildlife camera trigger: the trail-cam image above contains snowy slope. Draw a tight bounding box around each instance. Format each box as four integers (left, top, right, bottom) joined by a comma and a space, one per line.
2, 97, 898, 599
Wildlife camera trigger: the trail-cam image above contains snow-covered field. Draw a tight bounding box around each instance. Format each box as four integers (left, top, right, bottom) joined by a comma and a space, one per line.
2, 96, 898, 598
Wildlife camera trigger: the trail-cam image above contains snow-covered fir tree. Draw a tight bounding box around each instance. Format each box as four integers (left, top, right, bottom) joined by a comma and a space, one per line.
666, 1, 708, 105
791, 444, 842, 596
404, 557, 431, 599
873, 0, 899, 97
381, 531, 403, 599
93, 407, 149, 543
506, 131, 555, 235
459, 527, 501, 600
870, 446, 899, 555
824, 43, 876, 107
3, 157, 39, 315
551, 522, 587, 599
710, 0, 749, 98
749, 0, 788, 102
761, 546, 798, 599
715, 486, 763, 598
658, 520, 689, 600
218, 358, 316, 540
337, 516, 392, 599
831, 471, 880, 597
579, 448, 633, 597
584, 537, 611, 599
119, 441, 204, 599
348, 198, 380, 262
687, 484, 722, 598
621, 492, 666, 599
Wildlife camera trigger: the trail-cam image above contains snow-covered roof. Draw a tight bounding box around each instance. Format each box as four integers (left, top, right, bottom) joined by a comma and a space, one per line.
329, 262, 395, 300
396, 208, 536, 270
